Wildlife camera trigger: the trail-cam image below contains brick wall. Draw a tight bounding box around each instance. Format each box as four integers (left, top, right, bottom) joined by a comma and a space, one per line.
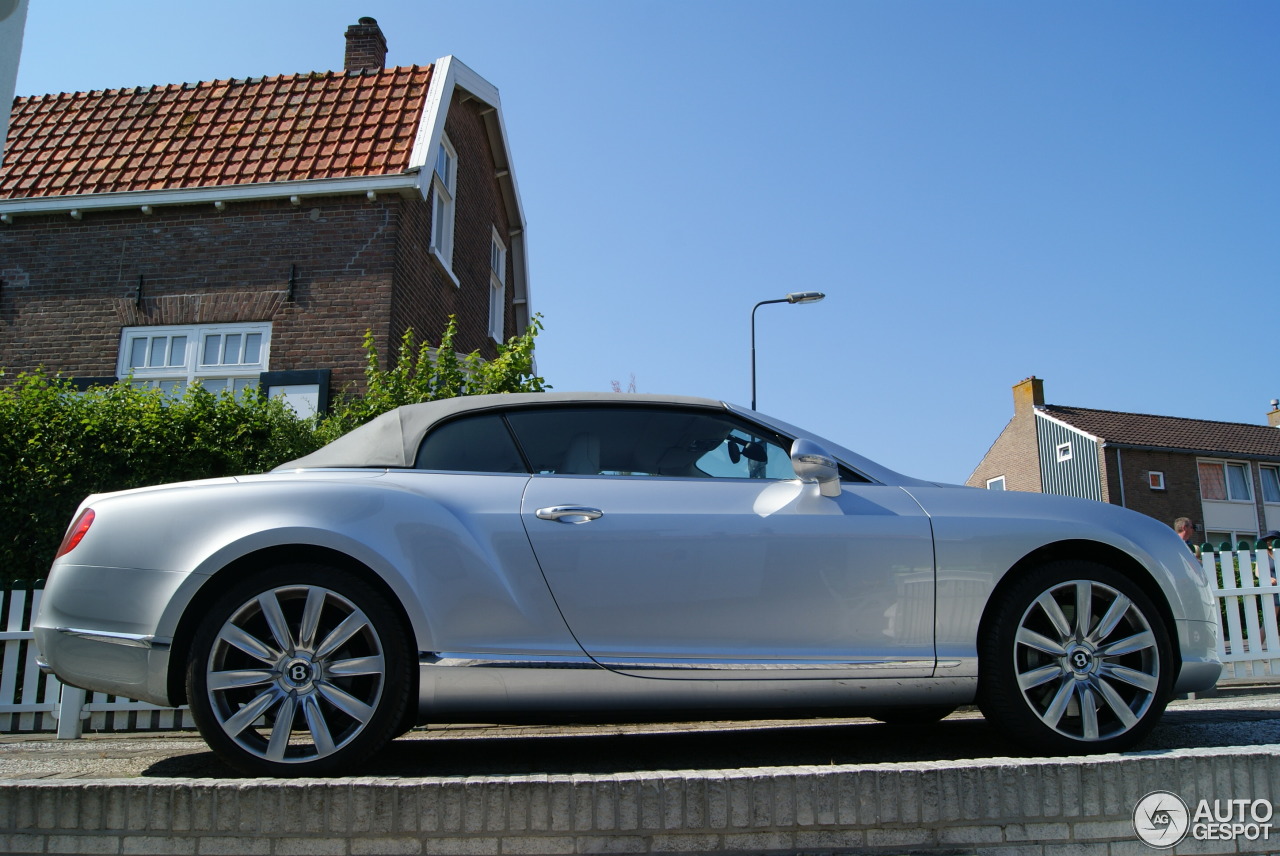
967, 378, 1044, 492
0, 115, 515, 400
1102, 448, 1203, 530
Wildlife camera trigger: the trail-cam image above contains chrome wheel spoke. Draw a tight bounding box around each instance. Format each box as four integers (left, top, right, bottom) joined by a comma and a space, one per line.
1078, 685, 1099, 740
301, 693, 337, 756
1100, 630, 1155, 658
1091, 593, 1133, 644
327, 654, 385, 678
316, 680, 376, 725
218, 623, 279, 664
1017, 663, 1065, 691
1096, 677, 1140, 729
207, 668, 275, 692
1017, 627, 1067, 656
1040, 678, 1075, 729
1100, 663, 1159, 694
258, 590, 295, 653
265, 694, 299, 762
1073, 581, 1093, 640
299, 587, 325, 650
316, 612, 369, 660
222, 687, 283, 737
1034, 592, 1073, 639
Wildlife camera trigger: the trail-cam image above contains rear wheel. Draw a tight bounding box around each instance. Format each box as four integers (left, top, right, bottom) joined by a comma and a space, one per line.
978, 561, 1172, 754
187, 565, 414, 776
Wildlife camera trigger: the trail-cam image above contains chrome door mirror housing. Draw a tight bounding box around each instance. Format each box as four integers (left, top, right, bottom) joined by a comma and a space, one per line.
790, 438, 842, 497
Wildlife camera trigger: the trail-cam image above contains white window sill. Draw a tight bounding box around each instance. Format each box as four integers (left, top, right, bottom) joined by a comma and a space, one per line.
430, 248, 461, 288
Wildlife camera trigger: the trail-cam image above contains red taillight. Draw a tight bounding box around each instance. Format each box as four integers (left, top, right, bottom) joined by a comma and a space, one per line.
55, 509, 95, 559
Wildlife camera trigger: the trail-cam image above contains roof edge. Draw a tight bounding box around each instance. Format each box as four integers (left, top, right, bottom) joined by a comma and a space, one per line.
0, 173, 423, 217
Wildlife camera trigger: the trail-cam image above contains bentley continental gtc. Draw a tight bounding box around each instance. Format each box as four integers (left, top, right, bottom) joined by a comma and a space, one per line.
35, 393, 1222, 775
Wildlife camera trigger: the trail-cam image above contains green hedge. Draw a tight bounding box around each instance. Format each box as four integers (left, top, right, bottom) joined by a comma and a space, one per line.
0, 316, 547, 584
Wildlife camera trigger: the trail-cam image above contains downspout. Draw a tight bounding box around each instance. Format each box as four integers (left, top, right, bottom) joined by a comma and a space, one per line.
1114, 445, 1126, 508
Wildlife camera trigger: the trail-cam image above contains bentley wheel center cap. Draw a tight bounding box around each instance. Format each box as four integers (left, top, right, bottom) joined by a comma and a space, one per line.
282, 656, 317, 690
1067, 646, 1095, 675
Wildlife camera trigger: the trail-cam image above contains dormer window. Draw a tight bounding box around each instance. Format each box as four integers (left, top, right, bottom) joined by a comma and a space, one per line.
430, 135, 457, 277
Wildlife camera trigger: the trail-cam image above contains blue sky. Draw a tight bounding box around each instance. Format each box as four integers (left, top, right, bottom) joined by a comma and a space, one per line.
12, 1, 1279, 484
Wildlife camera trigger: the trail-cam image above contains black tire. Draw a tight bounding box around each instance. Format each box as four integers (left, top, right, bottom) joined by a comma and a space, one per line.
978, 560, 1173, 755
186, 564, 414, 776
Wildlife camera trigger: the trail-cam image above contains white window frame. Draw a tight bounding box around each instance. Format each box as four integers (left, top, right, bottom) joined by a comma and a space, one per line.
430, 134, 458, 282
1198, 459, 1253, 503
1148, 471, 1165, 491
1261, 465, 1280, 505
118, 322, 271, 395
986, 476, 1006, 491
488, 227, 507, 341
1056, 442, 1073, 463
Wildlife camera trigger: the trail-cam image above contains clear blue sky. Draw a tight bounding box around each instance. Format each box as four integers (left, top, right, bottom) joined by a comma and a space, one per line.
13, 1, 1279, 484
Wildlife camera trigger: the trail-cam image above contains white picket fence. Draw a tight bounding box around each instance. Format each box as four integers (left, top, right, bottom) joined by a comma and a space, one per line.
0, 586, 193, 737
1205, 545, 1280, 678
1, 548, 1278, 737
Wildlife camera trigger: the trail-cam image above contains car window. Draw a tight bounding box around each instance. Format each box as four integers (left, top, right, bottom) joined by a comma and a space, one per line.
414, 413, 528, 473
504, 406, 797, 479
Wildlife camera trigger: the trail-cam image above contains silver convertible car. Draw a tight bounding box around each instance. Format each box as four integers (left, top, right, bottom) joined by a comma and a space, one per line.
36, 392, 1221, 775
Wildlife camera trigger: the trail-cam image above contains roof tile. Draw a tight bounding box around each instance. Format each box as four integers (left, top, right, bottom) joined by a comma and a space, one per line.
1, 65, 434, 199
1041, 405, 1280, 458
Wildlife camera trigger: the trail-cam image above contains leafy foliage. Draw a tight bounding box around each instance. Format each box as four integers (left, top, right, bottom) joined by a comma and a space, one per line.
0, 315, 547, 583
317, 314, 547, 442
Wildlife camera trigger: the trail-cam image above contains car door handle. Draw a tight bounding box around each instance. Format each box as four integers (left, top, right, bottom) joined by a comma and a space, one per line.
535, 506, 604, 523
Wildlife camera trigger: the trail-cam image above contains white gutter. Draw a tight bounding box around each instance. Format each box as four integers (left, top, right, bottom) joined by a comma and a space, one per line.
0, 172, 422, 220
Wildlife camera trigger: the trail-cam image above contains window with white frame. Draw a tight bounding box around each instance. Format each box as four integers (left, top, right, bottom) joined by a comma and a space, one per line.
118, 323, 270, 395
1056, 442, 1073, 462
1198, 459, 1252, 502
986, 476, 1006, 490
430, 134, 457, 273
488, 227, 506, 341
1148, 471, 1165, 490
1262, 465, 1280, 504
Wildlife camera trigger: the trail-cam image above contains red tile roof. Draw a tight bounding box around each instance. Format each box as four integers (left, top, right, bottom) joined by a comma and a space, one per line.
1, 66, 433, 199
1041, 405, 1280, 458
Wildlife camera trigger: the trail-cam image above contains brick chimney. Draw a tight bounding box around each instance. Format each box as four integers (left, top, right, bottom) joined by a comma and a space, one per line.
344, 17, 387, 72
1013, 376, 1045, 416
1268, 399, 1280, 428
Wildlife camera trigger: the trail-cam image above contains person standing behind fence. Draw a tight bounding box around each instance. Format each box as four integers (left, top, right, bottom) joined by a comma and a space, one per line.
1174, 517, 1199, 555
1258, 531, 1280, 616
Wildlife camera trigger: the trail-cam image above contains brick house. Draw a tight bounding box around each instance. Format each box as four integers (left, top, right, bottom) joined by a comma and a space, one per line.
969, 377, 1280, 548
0, 17, 530, 415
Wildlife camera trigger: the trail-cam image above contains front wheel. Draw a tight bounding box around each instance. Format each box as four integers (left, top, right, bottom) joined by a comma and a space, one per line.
978, 561, 1173, 754
187, 565, 414, 776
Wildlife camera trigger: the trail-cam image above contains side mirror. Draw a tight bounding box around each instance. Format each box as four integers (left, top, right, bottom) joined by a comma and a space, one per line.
791, 438, 842, 497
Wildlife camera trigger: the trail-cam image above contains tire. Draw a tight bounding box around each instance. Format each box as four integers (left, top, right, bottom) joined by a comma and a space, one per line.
978, 560, 1173, 754
186, 564, 414, 776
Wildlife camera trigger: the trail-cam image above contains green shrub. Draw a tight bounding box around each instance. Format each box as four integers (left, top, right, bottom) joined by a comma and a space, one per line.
0, 315, 548, 583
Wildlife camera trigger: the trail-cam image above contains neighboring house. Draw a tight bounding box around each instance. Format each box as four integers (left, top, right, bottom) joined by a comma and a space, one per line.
0, 17, 529, 415
969, 377, 1280, 548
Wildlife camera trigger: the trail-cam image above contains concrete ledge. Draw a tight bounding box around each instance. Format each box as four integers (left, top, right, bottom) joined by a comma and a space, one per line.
2, 745, 1278, 855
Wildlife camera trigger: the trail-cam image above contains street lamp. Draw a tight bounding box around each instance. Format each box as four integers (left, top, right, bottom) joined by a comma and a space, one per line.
750, 291, 825, 410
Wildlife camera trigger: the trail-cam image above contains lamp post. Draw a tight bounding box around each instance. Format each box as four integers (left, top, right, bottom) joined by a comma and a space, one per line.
750, 291, 825, 410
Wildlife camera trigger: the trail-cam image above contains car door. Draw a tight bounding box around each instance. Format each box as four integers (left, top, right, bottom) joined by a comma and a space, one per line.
511, 405, 937, 679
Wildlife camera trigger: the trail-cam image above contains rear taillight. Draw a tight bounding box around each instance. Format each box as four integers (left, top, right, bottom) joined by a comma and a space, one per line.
55, 509, 95, 559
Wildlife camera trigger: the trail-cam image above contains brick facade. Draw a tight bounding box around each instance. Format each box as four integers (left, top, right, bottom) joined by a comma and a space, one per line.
0, 100, 516, 401
966, 377, 1043, 492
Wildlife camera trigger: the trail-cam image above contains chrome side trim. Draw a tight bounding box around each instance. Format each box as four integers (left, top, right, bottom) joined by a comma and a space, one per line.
425, 653, 599, 669
424, 653, 936, 672
55, 627, 171, 650
597, 658, 937, 672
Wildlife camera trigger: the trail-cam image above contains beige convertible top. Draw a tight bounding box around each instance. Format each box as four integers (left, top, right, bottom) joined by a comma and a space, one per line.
275, 392, 728, 470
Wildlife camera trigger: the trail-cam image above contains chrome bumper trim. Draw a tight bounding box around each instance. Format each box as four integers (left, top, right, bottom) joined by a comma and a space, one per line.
55, 627, 171, 650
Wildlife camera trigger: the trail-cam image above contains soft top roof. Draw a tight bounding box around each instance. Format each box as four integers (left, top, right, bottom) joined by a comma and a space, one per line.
276, 392, 729, 470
